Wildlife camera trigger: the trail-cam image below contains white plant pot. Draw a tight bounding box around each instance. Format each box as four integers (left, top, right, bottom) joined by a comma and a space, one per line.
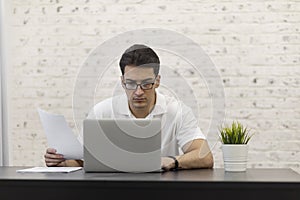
222, 144, 248, 172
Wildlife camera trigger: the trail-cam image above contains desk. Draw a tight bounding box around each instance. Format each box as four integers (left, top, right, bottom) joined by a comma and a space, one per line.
0, 167, 299, 200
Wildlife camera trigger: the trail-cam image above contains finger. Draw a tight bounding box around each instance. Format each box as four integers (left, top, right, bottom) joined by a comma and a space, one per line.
44, 153, 64, 159
46, 162, 62, 167
45, 158, 65, 163
46, 148, 57, 154
45, 161, 64, 167
162, 167, 171, 172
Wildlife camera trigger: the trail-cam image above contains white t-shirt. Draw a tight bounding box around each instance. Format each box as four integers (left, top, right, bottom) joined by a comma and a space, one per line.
80, 92, 206, 156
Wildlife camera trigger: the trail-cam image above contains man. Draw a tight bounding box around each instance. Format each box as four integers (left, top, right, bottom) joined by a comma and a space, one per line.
44, 44, 214, 171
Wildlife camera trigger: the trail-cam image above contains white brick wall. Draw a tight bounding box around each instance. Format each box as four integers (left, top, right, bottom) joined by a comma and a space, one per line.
5, 0, 300, 173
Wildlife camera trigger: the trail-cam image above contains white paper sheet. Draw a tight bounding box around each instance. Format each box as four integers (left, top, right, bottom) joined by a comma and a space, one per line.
37, 108, 83, 160
16, 167, 82, 173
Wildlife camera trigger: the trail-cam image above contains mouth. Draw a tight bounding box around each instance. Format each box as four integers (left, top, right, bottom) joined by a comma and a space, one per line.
133, 98, 146, 102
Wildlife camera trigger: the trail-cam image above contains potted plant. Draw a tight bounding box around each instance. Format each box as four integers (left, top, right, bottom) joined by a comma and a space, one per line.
219, 121, 253, 172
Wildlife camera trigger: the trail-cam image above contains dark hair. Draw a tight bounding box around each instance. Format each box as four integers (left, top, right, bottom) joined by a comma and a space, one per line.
119, 44, 160, 76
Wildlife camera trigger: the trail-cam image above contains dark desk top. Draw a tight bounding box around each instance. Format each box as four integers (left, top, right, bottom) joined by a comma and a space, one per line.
1, 167, 299, 183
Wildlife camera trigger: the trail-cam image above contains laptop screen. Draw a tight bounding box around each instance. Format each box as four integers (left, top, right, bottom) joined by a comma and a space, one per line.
83, 118, 161, 173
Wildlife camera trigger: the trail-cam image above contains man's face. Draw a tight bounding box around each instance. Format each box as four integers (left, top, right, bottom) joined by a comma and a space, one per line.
122, 65, 160, 112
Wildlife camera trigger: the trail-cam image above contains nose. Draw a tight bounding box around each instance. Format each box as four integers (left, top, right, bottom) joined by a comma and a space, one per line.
134, 85, 144, 96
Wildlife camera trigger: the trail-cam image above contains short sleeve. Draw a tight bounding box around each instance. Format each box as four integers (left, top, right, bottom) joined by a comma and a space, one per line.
176, 103, 206, 151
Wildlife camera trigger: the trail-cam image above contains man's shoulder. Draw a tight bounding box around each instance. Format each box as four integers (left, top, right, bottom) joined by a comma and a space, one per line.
93, 96, 113, 108
93, 94, 124, 109
158, 93, 183, 113
159, 93, 180, 105
89, 94, 126, 118
159, 93, 193, 115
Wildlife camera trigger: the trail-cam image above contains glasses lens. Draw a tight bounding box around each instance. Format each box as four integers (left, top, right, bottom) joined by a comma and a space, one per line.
124, 77, 156, 90
125, 83, 137, 90
141, 83, 153, 90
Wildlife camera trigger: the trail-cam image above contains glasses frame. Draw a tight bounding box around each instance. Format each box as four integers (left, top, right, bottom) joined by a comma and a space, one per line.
122, 76, 157, 90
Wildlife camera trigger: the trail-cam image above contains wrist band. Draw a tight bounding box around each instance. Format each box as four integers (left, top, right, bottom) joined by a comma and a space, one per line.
168, 156, 179, 170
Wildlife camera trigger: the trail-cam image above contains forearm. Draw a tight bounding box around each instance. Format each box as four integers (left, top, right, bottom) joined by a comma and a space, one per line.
176, 149, 214, 169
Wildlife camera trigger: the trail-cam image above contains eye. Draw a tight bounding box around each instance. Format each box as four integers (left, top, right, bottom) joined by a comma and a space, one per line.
125, 82, 137, 90
142, 83, 152, 86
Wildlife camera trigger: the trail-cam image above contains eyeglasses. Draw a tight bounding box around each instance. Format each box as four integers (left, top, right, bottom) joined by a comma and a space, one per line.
123, 77, 157, 90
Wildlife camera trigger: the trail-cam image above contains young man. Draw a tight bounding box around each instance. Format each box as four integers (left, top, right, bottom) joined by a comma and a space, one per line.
44, 44, 214, 171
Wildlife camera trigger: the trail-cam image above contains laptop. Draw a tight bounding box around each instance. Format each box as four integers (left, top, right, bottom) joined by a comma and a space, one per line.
83, 118, 162, 173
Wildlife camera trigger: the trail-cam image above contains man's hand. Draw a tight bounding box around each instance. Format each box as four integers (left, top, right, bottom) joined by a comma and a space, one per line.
44, 148, 66, 167
161, 157, 176, 171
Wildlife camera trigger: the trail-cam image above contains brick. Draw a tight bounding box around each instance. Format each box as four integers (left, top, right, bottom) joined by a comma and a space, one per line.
5, 0, 300, 173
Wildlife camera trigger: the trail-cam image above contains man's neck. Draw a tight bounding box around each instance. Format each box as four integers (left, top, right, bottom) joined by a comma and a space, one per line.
130, 106, 154, 118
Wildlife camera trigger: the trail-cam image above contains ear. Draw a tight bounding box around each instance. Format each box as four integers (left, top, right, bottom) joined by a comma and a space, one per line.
154, 75, 160, 88
120, 76, 125, 89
